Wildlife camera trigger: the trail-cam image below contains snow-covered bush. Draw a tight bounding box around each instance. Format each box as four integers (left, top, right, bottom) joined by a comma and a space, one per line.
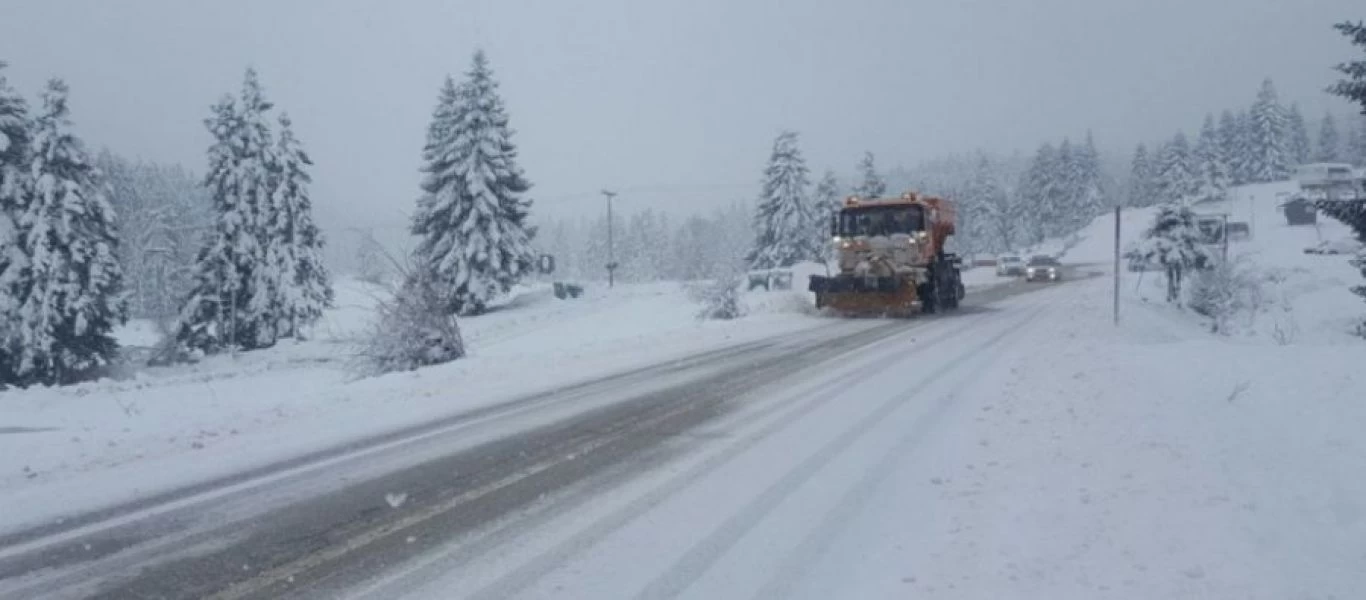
1125, 203, 1215, 303
691, 271, 746, 321
1187, 258, 1264, 334
357, 263, 465, 375
355, 234, 389, 286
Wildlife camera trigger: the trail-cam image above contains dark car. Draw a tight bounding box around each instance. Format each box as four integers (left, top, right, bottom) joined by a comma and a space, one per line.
1024, 255, 1062, 282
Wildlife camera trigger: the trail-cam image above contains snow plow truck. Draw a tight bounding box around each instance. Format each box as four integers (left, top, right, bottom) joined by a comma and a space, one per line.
808, 192, 965, 317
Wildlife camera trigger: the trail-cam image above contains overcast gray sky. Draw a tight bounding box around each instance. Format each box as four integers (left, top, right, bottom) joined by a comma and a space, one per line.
1, 0, 1361, 239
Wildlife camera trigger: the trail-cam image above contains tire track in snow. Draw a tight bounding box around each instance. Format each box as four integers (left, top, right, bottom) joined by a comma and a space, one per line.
630, 306, 1044, 600
750, 302, 1053, 600
439, 306, 1027, 600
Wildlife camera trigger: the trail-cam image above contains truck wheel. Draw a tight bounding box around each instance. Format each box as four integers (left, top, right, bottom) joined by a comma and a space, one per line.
919, 282, 937, 315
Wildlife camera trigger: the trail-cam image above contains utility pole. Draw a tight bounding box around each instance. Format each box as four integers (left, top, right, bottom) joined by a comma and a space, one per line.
1113, 205, 1121, 326
601, 189, 618, 287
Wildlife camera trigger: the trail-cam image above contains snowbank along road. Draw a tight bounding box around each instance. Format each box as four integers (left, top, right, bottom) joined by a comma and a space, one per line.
0, 267, 1096, 599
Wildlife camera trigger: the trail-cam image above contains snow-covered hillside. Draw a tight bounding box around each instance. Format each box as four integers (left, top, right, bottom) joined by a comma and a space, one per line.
1043, 181, 1362, 341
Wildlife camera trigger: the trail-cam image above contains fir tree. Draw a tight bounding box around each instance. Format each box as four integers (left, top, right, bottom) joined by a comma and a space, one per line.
852, 151, 886, 199
13, 80, 125, 384
267, 112, 332, 338
1154, 132, 1197, 204
1019, 143, 1060, 243
173, 69, 279, 356
1125, 203, 1214, 303
811, 169, 841, 260
0, 62, 31, 382
1349, 116, 1366, 166
1317, 112, 1342, 162
1248, 79, 1292, 182
1229, 109, 1255, 185
1068, 131, 1105, 230
1193, 114, 1231, 204
1043, 138, 1076, 240
1127, 143, 1155, 207
1327, 20, 1366, 115
969, 153, 1017, 252
1287, 103, 1312, 166
411, 50, 537, 315
1217, 110, 1244, 184
747, 130, 817, 269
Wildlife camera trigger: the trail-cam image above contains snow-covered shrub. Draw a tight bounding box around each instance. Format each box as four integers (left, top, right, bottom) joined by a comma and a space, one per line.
357, 264, 465, 375
355, 234, 389, 286
1125, 203, 1215, 303
1187, 258, 1264, 334
691, 271, 746, 320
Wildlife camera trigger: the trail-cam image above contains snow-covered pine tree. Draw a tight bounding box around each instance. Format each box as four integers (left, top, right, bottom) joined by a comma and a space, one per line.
266, 112, 332, 338
1287, 103, 1312, 166
1193, 114, 1231, 204
747, 131, 817, 269
1328, 20, 1366, 115
1217, 110, 1241, 184
95, 153, 211, 323
1325, 20, 1366, 331
1317, 112, 1342, 162
968, 153, 1018, 252
0, 62, 31, 383
1127, 143, 1155, 207
354, 229, 388, 285
1019, 142, 1060, 244
1069, 132, 1105, 230
644, 210, 672, 281
618, 210, 665, 283
1223, 109, 1253, 185
1248, 79, 1292, 182
852, 151, 886, 199
1050, 138, 1080, 239
1350, 116, 1366, 166
1126, 202, 1214, 303
411, 51, 537, 315
1154, 132, 1197, 204
13, 80, 125, 385
670, 214, 711, 281
172, 69, 279, 356
811, 169, 841, 260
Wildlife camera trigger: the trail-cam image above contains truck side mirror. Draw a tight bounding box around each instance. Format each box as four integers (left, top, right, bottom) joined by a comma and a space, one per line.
830, 212, 838, 237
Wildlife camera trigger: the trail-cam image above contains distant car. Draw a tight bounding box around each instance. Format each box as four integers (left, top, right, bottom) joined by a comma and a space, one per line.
996, 254, 1025, 277
1024, 255, 1062, 282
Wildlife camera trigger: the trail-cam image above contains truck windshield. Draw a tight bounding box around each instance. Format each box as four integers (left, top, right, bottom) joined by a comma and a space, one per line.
835, 205, 924, 237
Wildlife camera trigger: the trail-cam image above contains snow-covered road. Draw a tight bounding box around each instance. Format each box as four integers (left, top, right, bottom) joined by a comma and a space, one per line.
354, 284, 1056, 600
0, 272, 1080, 600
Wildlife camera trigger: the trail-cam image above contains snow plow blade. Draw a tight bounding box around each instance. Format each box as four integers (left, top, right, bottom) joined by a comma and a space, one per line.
809, 275, 920, 317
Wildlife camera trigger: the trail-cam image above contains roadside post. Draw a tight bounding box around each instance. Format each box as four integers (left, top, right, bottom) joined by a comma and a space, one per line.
1113, 205, 1120, 326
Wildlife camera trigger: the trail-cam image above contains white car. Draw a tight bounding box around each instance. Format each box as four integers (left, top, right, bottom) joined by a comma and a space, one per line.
996, 255, 1024, 277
